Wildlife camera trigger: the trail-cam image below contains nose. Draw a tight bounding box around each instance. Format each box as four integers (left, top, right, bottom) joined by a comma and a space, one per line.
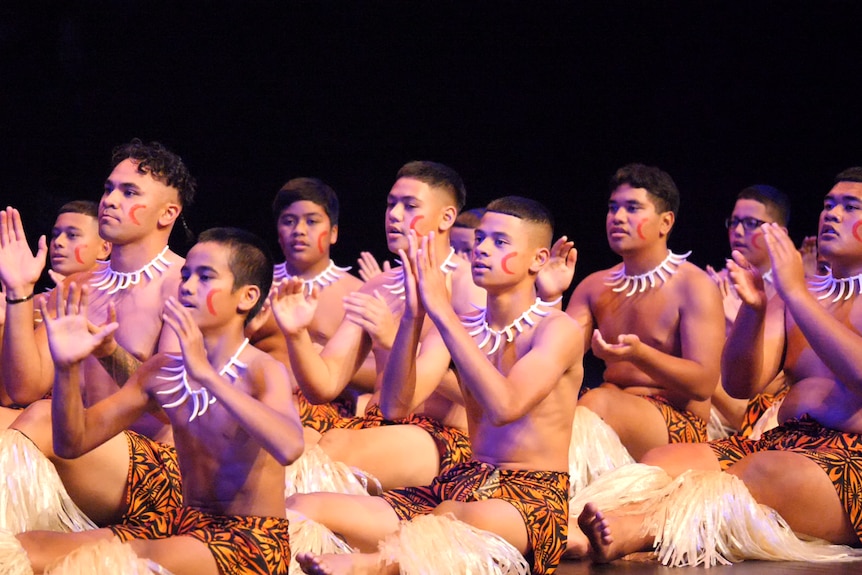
610, 207, 626, 222
52, 233, 66, 248
293, 220, 307, 236
387, 203, 404, 222
101, 188, 119, 209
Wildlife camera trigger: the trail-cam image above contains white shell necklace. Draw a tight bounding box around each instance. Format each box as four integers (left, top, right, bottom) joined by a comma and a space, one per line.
90, 246, 172, 295
604, 250, 691, 297
155, 338, 250, 422
384, 247, 458, 297
273, 260, 351, 295
461, 296, 561, 355
808, 269, 862, 302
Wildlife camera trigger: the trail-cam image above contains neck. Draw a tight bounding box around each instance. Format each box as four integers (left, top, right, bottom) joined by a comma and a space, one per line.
484, 282, 539, 329
619, 243, 670, 275
201, 326, 248, 368
281, 256, 332, 279
110, 236, 171, 272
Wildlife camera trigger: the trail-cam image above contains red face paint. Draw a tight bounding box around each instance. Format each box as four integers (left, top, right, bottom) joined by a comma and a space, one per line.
500, 252, 518, 274
751, 232, 764, 251
636, 220, 647, 240
206, 289, 222, 316
853, 221, 862, 243
408, 215, 425, 234
128, 204, 147, 226
74, 245, 87, 264
316, 230, 328, 254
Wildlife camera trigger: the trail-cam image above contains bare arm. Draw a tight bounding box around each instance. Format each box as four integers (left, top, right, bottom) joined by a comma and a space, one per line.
763, 223, 862, 387
270, 278, 371, 403
162, 298, 304, 465
417, 233, 582, 425
0, 207, 54, 405
379, 241, 452, 419
591, 269, 724, 401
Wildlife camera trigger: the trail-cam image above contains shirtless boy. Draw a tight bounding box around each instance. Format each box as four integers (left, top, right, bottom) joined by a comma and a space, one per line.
578, 168, 862, 562
272, 161, 482, 491
0, 139, 195, 525
245, 177, 369, 434
565, 163, 724, 460
12, 227, 303, 574
294, 196, 583, 575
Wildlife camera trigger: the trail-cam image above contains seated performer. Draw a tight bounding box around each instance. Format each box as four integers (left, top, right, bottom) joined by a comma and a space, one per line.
0, 139, 195, 527
244, 177, 369, 437
575, 168, 862, 564
11, 227, 303, 574
273, 161, 481, 492
707, 185, 791, 436
293, 196, 583, 575
565, 163, 724, 460
0, 200, 112, 411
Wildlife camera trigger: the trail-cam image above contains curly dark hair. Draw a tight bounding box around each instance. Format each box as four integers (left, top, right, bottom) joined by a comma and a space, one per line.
111, 139, 197, 208
609, 163, 680, 217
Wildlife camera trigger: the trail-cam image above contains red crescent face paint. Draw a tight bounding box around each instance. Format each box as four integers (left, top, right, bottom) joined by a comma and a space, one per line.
636, 219, 647, 240
500, 252, 518, 274
408, 215, 425, 234
206, 289, 222, 316
129, 204, 147, 226
316, 230, 328, 254
74, 245, 88, 264
853, 221, 862, 243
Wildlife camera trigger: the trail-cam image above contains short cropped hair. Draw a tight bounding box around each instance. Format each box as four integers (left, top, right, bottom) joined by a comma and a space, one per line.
57, 200, 99, 220
737, 184, 791, 227
196, 227, 273, 325
609, 163, 680, 217
485, 196, 553, 247
396, 161, 466, 212
271, 177, 339, 226
112, 138, 197, 208
835, 167, 862, 184
453, 208, 486, 229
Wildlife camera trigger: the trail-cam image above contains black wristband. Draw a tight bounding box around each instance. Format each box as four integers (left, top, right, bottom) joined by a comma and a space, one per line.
5, 292, 36, 305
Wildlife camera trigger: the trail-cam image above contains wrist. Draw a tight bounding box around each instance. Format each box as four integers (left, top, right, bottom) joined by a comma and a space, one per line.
5, 291, 36, 305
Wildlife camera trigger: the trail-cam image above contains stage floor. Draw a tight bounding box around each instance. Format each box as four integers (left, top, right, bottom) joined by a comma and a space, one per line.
556, 557, 860, 574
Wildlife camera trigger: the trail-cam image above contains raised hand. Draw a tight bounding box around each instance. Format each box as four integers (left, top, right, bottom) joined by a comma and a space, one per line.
0, 207, 48, 295
413, 231, 451, 318
357, 251, 391, 282
536, 236, 577, 301
398, 230, 425, 321
269, 278, 319, 336
707, 264, 741, 322
162, 297, 211, 381
343, 290, 399, 349
41, 283, 119, 368
726, 250, 767, 311
762, 223, 807, 300
90, 301, 120, 359
591, 329, 641, 364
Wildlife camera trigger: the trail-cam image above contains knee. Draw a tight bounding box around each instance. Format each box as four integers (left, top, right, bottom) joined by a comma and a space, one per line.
8, 400, 53, 453
286, 493, 325, 522
431, 500, 462, 519
317, 428, 352, 459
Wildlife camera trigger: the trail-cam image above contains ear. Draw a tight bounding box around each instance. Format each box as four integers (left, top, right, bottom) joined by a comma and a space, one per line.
529, 246, 551, 274
438, 205, 458, 233
158, 203, 181, 228
98, 240, 113, 260
658, 211, 675, 238
329, 224, 339, 245
236, 284, 261, 314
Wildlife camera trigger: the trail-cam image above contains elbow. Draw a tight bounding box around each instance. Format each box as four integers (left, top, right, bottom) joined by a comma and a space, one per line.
53, 437, 85, 460
274, 441, 305, 467
487, 405, 521, 427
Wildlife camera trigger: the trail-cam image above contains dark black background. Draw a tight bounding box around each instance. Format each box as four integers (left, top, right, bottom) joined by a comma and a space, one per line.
3, 1, 860, 291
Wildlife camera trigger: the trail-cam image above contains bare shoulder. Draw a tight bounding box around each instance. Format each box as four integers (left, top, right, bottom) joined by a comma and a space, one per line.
675, 262, 721, 298
534, 309, 583, 356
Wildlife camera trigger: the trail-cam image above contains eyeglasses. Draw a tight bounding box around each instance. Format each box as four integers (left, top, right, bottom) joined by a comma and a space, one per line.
725, 216, 768, 232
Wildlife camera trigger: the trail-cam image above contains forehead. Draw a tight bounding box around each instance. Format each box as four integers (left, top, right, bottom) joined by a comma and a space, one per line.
826, 181, 862, 202
279, 200, 329, 219
732, 198, 771, 219
609, 184, 654, 206
478, 211, 526, 236
107, 158, 175, 195
389, 177, 436, 202
186, 241, 232, 272
54, 211, 98, 231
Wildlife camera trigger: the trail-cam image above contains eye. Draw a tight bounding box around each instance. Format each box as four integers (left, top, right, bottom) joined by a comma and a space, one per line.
495, 238, 507, 247
180, 269, 191, 281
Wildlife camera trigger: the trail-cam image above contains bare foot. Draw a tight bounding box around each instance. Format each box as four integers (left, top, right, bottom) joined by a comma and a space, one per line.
562, 514, 591, 559
297, 551, 389, 575
577, 503, 617, 563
